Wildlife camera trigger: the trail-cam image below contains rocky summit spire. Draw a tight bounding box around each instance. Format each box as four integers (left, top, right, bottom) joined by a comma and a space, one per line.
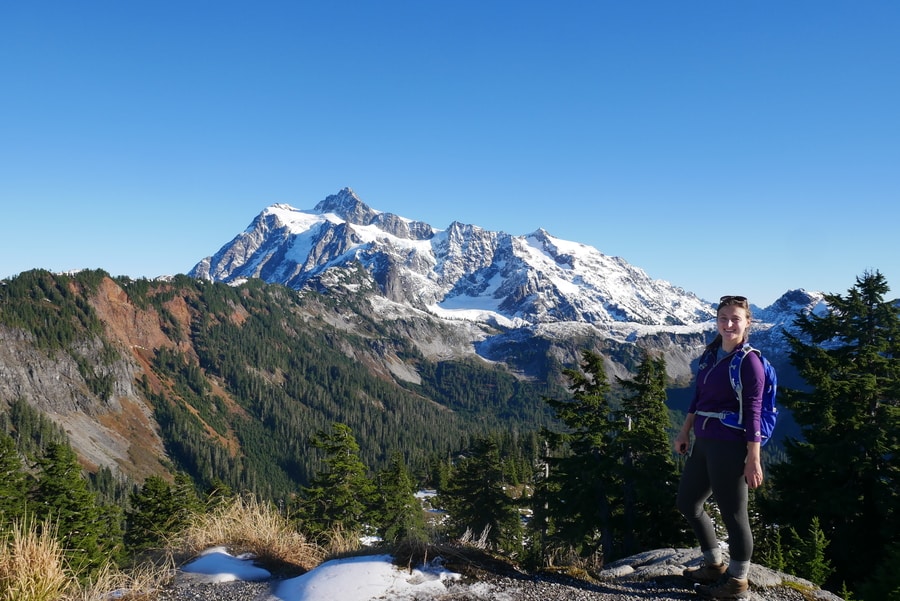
313, 187, 377, 225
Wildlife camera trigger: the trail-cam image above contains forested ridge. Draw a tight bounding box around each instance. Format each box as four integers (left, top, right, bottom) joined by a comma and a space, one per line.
1, 269, 898, 599
0, 269, 562, 499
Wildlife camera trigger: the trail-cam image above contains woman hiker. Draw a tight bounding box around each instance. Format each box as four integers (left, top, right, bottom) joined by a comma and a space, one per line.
674, 295, 765, 600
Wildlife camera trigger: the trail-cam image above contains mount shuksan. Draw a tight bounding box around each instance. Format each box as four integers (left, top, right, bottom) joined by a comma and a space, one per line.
190, 187, 720, 330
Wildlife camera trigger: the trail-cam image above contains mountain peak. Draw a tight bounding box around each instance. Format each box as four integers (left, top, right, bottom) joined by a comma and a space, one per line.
313, 188, 377, 225
191, 188, 719, 329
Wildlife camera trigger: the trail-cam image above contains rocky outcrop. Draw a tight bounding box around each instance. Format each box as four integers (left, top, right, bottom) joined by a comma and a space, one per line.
152, 547, 845, 601
595, 548, 843, 600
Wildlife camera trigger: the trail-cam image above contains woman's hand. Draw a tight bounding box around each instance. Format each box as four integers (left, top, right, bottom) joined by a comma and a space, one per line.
674, 430, 691, 455
674, 414, 695, 455
745, 442, 763, 488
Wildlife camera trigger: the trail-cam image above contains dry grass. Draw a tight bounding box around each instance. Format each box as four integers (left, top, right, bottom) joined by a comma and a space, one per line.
65, 556, 175, 601
318, 524, 366, 558
0, 518, 175, 601
167, 495, 324, 574
0, 519, 71, 601
2, 498, 399, 600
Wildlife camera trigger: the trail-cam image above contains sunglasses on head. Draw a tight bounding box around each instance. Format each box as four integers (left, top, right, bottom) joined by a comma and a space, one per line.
719, 295, 748, 303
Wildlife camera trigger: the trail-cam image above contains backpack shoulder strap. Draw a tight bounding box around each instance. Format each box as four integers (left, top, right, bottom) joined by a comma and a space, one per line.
727, 343, 756, 425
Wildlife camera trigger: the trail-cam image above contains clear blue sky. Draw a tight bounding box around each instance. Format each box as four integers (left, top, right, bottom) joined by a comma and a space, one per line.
2, 2, 898, 307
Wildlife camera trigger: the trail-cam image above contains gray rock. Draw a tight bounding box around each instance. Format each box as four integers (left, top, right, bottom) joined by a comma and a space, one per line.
153, 547, 846, 601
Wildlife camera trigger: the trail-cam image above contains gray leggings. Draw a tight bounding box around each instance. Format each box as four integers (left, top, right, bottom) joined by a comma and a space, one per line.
676, 437, 752, 562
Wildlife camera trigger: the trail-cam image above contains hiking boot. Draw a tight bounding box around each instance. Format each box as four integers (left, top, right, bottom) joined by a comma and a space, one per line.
682, 562, 727, 584
696, 574, 749, 599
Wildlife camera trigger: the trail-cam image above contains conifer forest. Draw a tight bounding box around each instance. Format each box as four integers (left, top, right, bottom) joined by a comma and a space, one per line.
0, 268, 897, 599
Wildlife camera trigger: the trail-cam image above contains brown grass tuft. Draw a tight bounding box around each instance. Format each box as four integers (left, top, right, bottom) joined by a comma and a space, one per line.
0, 519, 72, 601
1, 518, 176, 601
168, 495, 324, 574
318, 524, 365, 558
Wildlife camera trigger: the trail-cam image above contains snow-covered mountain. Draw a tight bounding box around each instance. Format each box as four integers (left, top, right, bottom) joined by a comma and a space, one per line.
189, 187, 826, 381
192, 188, 714, 327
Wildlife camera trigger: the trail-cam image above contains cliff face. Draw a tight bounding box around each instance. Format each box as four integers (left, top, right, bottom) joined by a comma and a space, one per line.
0, 273, 271, 480
0, 278, 166, 477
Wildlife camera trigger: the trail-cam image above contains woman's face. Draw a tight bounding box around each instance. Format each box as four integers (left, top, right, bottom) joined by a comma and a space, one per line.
717, 304, 750, 348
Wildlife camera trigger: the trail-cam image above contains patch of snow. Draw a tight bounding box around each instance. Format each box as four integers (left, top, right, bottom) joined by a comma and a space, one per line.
181, 547, 271, 583
274, 554, 461, 601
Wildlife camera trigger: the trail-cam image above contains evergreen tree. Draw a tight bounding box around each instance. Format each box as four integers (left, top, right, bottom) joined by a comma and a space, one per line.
202, 476, 233, 510
32, 442, 109, 578
785, 516, 834, 587
89, 465, 132, 506
538, 350, 618, 561
425, 453, 451, 492
374, 452, 427, 544
439, 437, 522, 553
757, 522, 786, 573
0, 432, 29, 523
126, 474, 199, 553
614, 351, 684, 555
97, 501, 126, 567
768, 271, 900, 592
173, 471, 203, 514
294, 423, 376, 538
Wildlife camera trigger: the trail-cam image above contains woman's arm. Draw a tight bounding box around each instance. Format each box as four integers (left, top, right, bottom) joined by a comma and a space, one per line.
741, 351, 766, 443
